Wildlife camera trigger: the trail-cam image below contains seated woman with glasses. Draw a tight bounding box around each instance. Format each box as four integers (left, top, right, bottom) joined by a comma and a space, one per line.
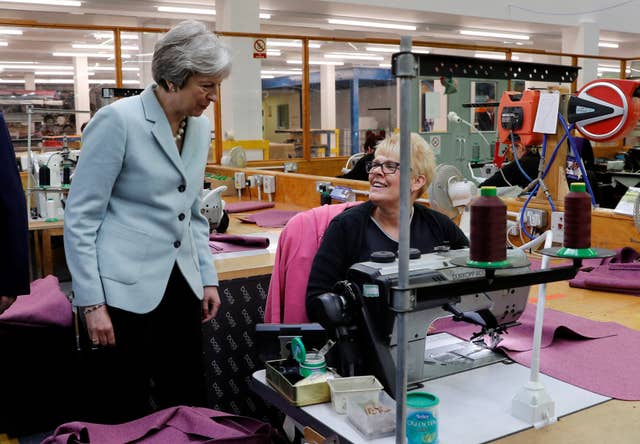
306, 132, 469, 307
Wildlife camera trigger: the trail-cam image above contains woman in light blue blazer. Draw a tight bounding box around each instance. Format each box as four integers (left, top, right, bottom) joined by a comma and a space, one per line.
64, 20, 231, 423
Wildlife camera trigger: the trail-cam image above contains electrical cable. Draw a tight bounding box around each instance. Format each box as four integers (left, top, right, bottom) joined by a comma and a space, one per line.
557, 113, 597, 206
509, 130, 533, 183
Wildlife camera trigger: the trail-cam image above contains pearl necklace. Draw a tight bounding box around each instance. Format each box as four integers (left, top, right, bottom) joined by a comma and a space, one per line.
174, 118, 186, 143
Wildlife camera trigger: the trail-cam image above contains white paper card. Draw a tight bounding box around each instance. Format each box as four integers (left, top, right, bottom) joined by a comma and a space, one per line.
533, 91, 560, 134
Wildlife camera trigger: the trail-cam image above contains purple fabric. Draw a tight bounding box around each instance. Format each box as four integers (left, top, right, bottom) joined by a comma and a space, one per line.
432, 303, 617, 352
569, 246, 640, 295
433, 304, 640, 400
209, 234, 270, 254
0, 275, 71, 328
43, 405, 272, 443
224, 201, 275, 213
238, 209, 300, 228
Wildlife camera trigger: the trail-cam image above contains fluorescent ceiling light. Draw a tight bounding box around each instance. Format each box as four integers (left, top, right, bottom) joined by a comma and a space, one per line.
53, 52, 131, 59
261, 69, 302, 75
0, 29, 22, 35
0, 64, 72, 70
325, 53, 384, 61
474, 52, 520, 60
73, 43, 139, 51
266, 49, 281, 56
93, 32, 138, 40
268, 41, 321, 49
0, 42, 7, 46
599, 42, 619, 48
157, 6, 215, 15
0, 0, 81, 6
379, 63, 391, 68
365, 45, 430, 54
286, 60, 344, 66
261, 75, 274, 79
89, 66, 139, 71
461, 29, 530, 41
328, 18, 416, 31
0, 79, 25, 83
259, 13, 271, 19
34, 70, 74, 75
597, 66, 629, 73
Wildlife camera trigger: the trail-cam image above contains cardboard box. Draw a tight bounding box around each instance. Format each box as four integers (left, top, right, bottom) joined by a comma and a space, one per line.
205, 176, 235, 196
269, 143, 296, 160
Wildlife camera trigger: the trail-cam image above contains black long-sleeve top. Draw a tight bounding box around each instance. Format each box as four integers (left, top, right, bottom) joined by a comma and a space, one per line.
306, 201, 469, 315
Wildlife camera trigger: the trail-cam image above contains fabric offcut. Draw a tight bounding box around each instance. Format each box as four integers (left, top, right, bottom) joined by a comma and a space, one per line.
209, 233, 270, 254
433, 304, 640, 400
224, 201, 275, 213
0, 275, 71, 328
43, 405, 273, 444
238, 209, 300, 228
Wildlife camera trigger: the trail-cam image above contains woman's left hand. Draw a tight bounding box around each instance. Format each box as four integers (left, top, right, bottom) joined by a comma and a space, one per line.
201, 286, 221, 323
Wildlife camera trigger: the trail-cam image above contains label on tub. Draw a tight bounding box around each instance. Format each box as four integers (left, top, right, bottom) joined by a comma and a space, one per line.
406, 392, 439, 444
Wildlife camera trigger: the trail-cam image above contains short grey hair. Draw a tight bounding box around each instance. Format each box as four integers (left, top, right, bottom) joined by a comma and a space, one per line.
375, 132, 436, 196
152, 20, 231, 91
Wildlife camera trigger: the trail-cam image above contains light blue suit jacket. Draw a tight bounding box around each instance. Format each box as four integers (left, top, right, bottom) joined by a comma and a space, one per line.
64, 85, 218, 313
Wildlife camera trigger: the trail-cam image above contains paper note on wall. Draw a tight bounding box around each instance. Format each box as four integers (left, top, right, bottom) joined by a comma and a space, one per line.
533, 91, 560, 134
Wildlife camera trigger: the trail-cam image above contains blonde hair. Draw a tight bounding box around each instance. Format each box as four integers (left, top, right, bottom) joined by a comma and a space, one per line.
374, 132, 436, 196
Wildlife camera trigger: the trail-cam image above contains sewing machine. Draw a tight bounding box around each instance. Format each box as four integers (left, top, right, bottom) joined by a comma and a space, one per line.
308, 248, 576, 395
30, 148, 80, 220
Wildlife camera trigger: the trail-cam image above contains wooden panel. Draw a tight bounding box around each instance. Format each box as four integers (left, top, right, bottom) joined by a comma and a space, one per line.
505, 198, 640, 250
244, 157, 347, 177
207, 165, 370, 209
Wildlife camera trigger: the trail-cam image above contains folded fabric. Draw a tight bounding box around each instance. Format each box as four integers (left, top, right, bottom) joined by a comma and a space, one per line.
569, 246, 640, 295
0, 275, 72, 328
238, 209, 300, 228
224, 201, 275, 213
43, 405, 273, 444
209, 233, 270, 248
209, 234, 270, 254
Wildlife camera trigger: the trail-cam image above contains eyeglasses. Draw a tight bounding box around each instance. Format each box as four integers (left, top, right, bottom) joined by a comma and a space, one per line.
365, 160, 401, 175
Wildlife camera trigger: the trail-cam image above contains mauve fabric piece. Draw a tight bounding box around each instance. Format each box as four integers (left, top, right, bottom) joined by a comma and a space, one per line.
208, 234, 270, 254
224, 201, 275, 213
432, 303, 618, 352
570, 263, 640, 295
238, 209, 300, 228
503, 324, 640, 400
0, 275, 72, 328
433, 305, 640, 400
43, 406, 272, 443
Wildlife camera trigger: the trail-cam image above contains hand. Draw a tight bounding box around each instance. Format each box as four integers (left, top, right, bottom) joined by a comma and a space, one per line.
201, 286, 221, 323
0, 295, 17, 315
84, 305, 116, 347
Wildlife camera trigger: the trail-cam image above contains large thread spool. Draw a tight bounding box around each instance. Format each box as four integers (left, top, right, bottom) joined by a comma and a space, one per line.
563, 182, 591, 249
469, 186, 507, 264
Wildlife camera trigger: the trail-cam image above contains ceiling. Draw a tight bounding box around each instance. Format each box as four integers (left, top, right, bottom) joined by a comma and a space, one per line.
0, 0, 639, 87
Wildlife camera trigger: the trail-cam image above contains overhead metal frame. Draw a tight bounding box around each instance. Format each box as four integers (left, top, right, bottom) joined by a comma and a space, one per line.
396, 52, 580, 83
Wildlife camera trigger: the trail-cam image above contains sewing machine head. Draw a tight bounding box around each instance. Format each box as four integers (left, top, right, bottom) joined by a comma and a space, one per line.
308, 248, 531, 395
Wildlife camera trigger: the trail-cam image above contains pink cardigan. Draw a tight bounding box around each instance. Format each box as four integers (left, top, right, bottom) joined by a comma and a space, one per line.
264, 202, 361, 323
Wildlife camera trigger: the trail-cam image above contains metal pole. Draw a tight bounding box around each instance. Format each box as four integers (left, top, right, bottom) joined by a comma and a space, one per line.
394, 36, 417, 444
26, 105, 33, 219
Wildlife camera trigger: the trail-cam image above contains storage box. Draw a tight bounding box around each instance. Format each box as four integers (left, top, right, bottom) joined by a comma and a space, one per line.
346, 390, 396, 439
327, 376, 383, 414
205, 176, 235, 197
269, 142, 296, 160
265, 359, 331, 406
